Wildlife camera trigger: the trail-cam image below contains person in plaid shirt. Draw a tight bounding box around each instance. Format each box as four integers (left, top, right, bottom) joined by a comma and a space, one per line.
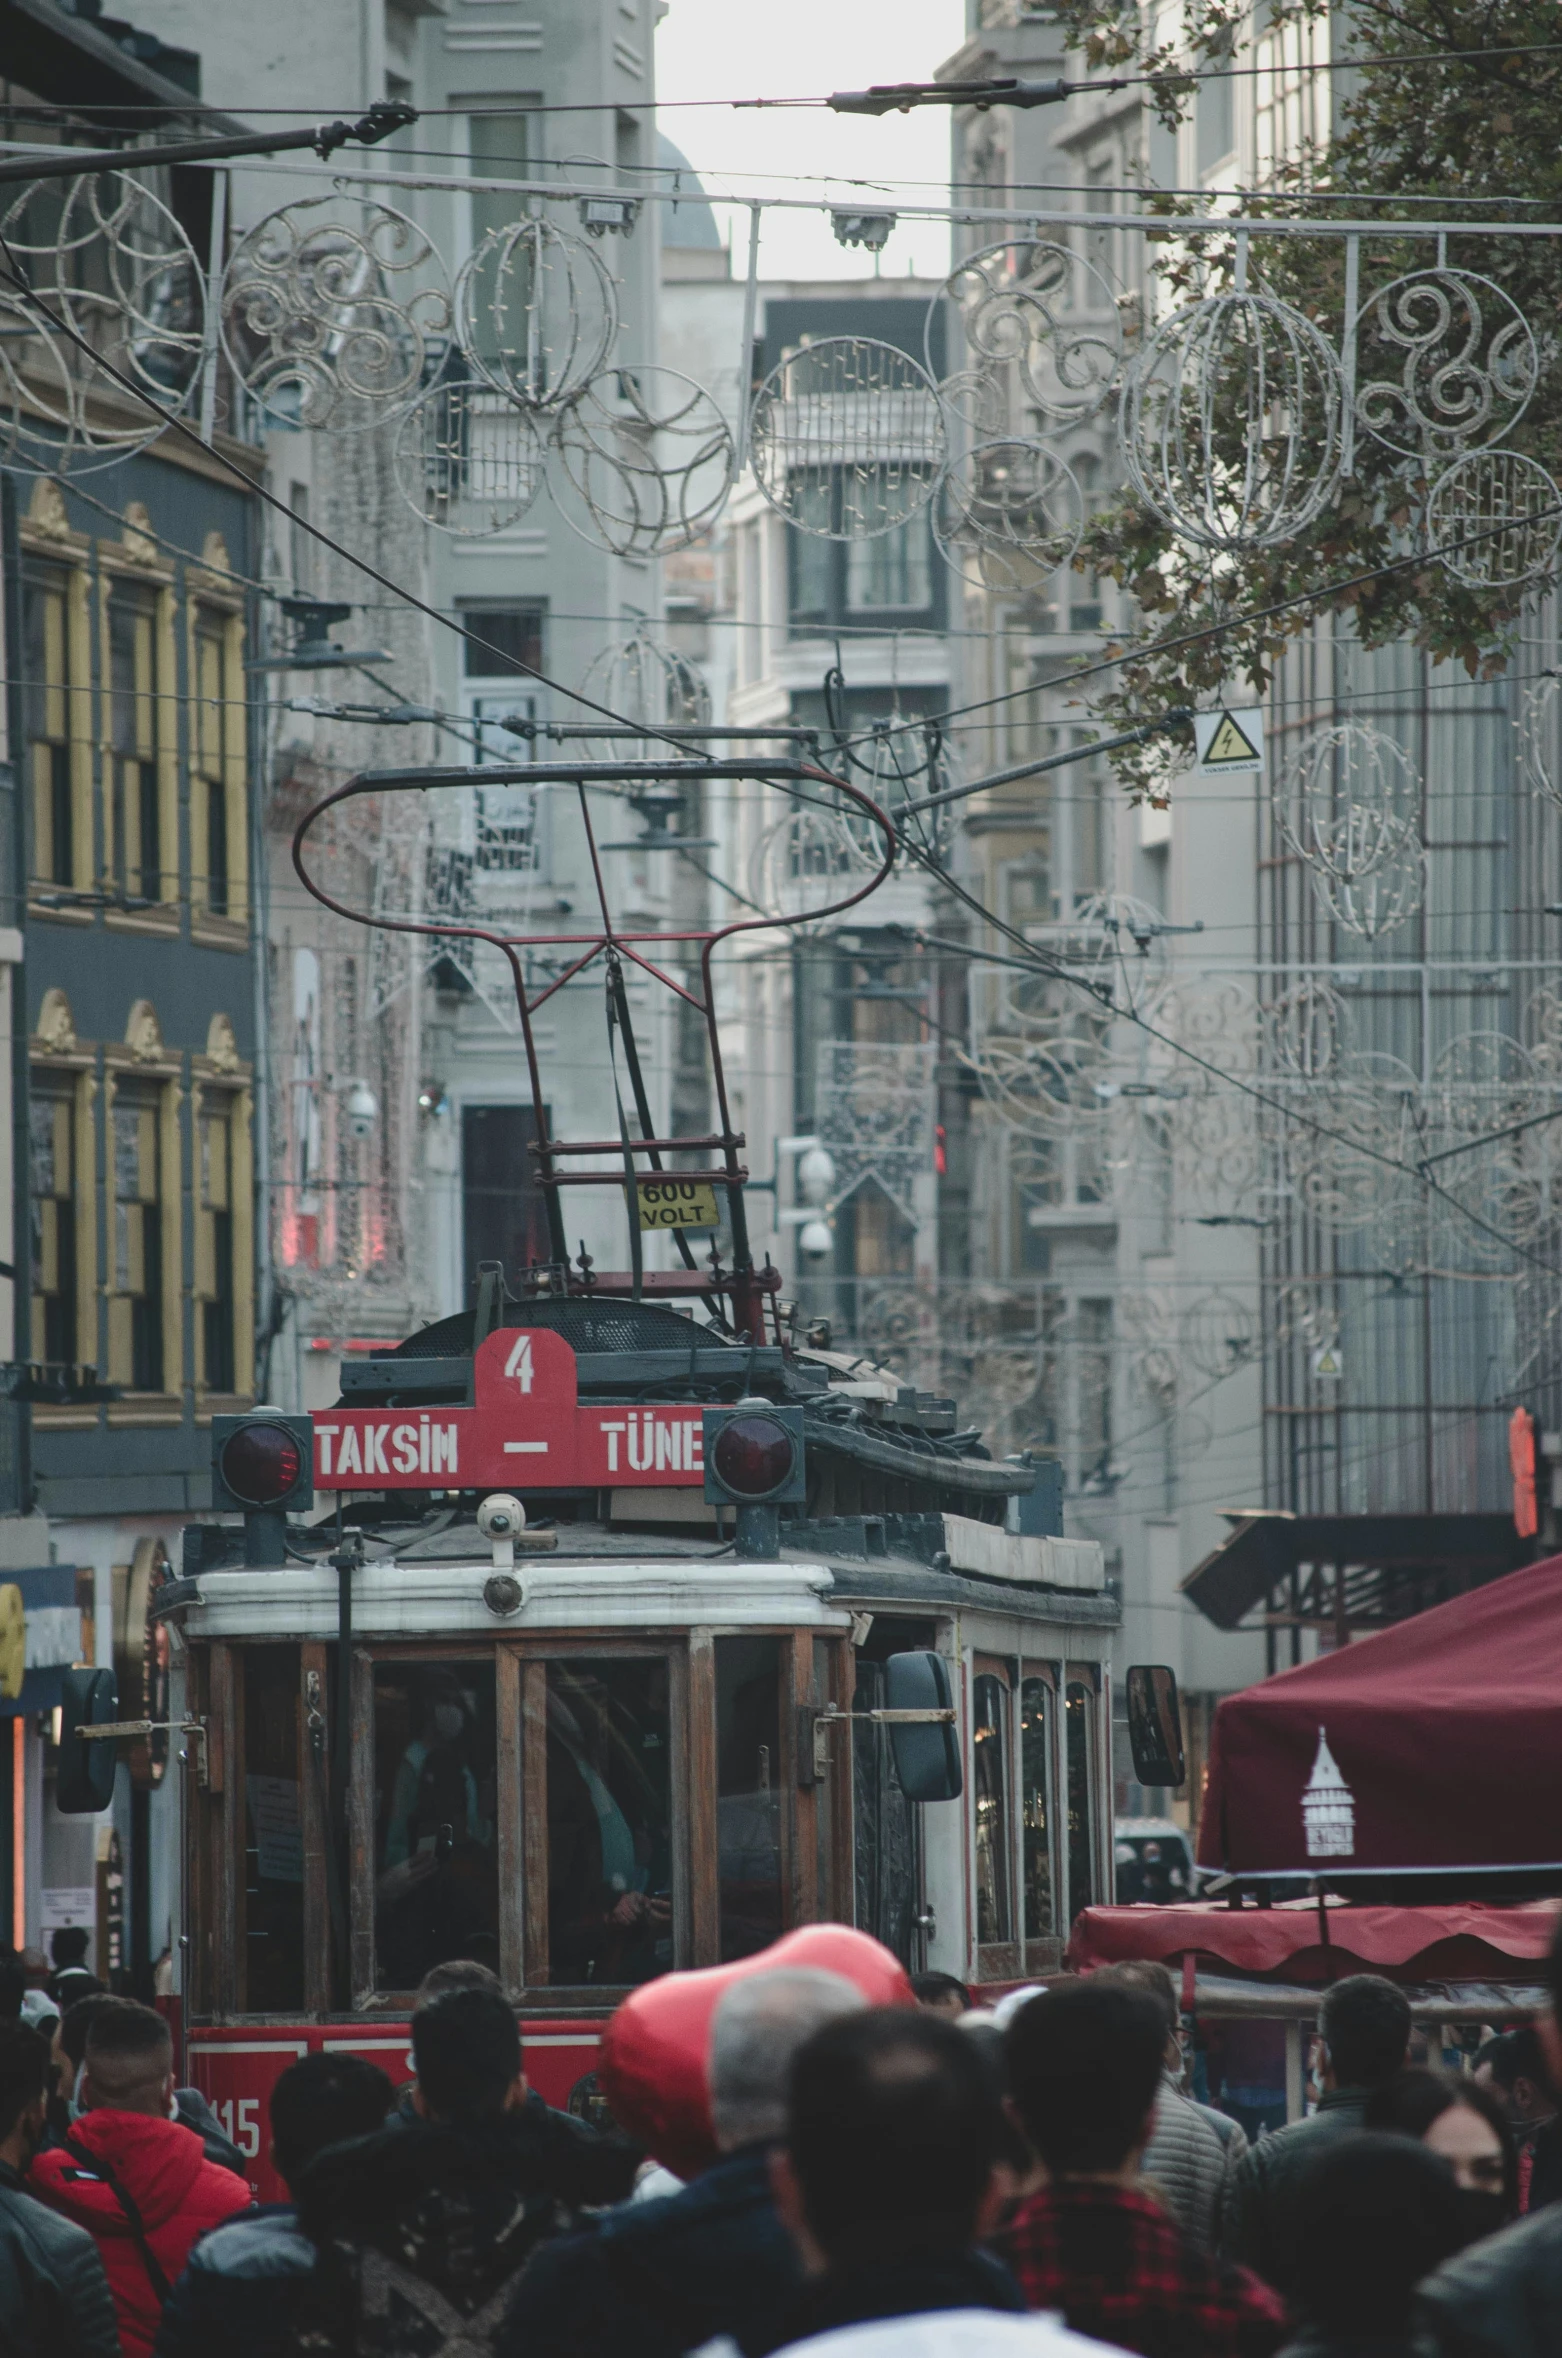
998, 1982, 1286, 2358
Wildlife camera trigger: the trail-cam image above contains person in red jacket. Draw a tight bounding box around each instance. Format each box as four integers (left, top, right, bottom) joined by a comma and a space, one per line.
30, 1997, 251, 2358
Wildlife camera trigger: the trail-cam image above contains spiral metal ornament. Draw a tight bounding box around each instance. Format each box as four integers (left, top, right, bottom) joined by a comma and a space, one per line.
551, 366, 735, 555
1265, 977, 1349, 1080
1354, 269, 1537, 461
0, 170, 205, 470
220, 196, 451, 431
1121, 288, 1343, 551
1428, 448, 1562, 590
934, 438, 1084, 594
749, 335, 947, 539
393, 373, 547, 536
929, 240, 1123, 429
456, 215, 617, 411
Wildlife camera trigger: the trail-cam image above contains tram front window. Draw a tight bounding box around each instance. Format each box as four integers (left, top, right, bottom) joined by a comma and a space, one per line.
716, 1636, 782, 1959
374, 1663, 499, 1990
545, 1659, 672, 1987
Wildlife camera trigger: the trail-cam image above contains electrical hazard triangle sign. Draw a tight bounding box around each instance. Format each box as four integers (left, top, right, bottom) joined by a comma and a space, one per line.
1193, 706, 1265, 774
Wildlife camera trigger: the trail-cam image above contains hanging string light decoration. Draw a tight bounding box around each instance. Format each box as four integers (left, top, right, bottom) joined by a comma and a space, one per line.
550, 365, 735, 555
1121, 282, 1343, 551
1273, 721, 1426, 939
578, 623, 711, 740
0, 169, 205, 470
934, 439, 1084, 594
749, 335, 947, 537
220, 195, 451, 431
393, 370, 547, 536
1519, 673, 1562, 807
455, 214, 618, 411
927, 239, 1123, 429
1353, 268, 1538, 461
1427, 448, 1562, 590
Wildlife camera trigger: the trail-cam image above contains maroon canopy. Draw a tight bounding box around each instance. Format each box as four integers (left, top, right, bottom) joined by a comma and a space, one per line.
1069, 1899, 1557, 1984
1198, 1551, 1562, 1873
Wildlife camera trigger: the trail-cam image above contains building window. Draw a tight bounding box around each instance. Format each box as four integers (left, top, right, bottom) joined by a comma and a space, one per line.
108, 582, 161, 900
787, 489, 938, 632
109, 1083, 166, 1392
30, 1082, 79, 1365
23, 565, 78, 888
196, 1100, 237, 1392
465, 105, 536, 366
193, 607, 243, 922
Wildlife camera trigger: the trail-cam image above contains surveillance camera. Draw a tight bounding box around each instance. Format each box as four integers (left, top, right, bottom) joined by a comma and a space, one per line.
799, 1217, 833, 1259
476, 1492, 526, 1540
345, 1080, 378, 1138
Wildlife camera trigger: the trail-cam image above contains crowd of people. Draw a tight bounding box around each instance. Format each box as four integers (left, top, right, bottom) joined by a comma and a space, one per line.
3, 1923, 1561, 2358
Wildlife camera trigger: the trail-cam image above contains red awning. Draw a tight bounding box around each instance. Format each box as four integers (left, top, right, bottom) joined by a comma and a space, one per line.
1198, 1551, 1562, 1874
1068, 1898, 1560, 1985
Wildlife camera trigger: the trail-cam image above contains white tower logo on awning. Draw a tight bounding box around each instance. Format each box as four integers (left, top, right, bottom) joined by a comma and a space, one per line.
504, 1336, 535, 1395
1303, 1725, 1356, 1860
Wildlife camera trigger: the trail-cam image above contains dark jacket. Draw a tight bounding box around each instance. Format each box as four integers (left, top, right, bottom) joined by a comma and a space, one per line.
501, 2141, 799, 2358
759, 2245, 1026, 2356
1415, 2198, 1562, 2358
1224, 2089, 1372, 2293
297, 2103, 637, 2357
154, 2203, 314, 2358
0, 2157, 120, 2358
174, 2086, 250, 2181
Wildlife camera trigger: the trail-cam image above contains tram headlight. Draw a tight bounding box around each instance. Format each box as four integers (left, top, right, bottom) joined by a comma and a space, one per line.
702, 1401, 806, 1507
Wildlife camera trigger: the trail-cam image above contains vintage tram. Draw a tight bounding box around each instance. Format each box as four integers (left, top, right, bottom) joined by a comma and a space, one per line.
60, 752, 1130, 2199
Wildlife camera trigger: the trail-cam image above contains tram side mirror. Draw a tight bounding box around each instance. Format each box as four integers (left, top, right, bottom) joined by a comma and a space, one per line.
1126, 1664, 1186, 1790
57, 1666, 119, 1814
884, 1650, 961, 1804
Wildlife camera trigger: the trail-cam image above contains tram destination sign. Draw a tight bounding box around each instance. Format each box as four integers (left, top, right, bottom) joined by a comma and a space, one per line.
312, 1327, 707, 1491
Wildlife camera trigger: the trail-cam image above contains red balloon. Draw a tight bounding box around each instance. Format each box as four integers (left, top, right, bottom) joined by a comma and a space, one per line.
599, 1925, 915, 2177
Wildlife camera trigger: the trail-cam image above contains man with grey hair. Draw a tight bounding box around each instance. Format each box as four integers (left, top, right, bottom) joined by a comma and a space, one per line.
499, 1967, 864, 2358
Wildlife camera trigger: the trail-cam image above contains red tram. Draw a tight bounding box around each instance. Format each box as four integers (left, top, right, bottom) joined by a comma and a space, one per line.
59, 753, 1130, 2199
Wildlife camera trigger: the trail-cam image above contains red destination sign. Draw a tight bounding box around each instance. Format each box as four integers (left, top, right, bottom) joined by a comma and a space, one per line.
312, 1327, 706, 1492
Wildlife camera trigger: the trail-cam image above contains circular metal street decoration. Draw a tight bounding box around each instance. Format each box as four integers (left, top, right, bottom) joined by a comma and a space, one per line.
934, 437, 1084, 594
221, 196, 451, 431
749, 335, 947, 539
929, 240, 1122, 429
1121, 288, 1343, 552
393, 374, 547, 536
551, 365, 735, 555
456, 214, 618, 412
1354, 268, 1538, 461
1428, 447, 1562, 590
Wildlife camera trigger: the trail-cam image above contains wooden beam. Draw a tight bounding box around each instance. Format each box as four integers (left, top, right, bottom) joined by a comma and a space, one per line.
787, 1632, 817, 1928
521, 1659, 549, 1985
687, 1630, 719, 1964
348, 1650, 375, 2006
299, 1642, 331, 2017
496, 1648, 523, 1997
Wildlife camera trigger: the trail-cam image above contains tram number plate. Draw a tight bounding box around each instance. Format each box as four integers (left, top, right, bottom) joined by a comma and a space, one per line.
637, 1179, 720, 1231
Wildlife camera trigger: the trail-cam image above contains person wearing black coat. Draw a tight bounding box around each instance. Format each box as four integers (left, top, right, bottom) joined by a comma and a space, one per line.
0, 2020, 117, 2358
500, 1965, 868, 2358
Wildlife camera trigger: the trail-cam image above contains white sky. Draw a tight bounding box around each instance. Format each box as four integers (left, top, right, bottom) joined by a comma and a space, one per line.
653, 0, 968, 284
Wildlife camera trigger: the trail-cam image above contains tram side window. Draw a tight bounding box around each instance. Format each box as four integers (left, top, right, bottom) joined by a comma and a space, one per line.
242, 1647, 304, 2012
374, 1663, 499, 1990
972, 1672, 1012, 1948
1020, 1674, 1055, 1942
544, 1659, 672, 1987
716, 1637, 782, 1960
1065, 1676, 1098, 1918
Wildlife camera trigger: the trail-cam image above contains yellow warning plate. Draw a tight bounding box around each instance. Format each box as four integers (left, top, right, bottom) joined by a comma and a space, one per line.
1193, 705, 1265, 773
637, 1178, 721, 1231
